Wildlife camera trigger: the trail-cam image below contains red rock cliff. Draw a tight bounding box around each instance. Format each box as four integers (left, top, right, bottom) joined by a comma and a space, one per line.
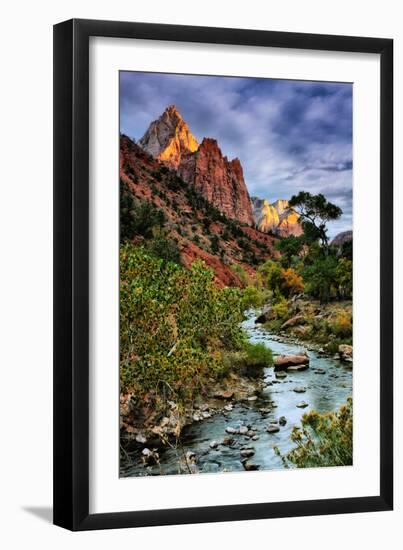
179, 138, 254, 226
139, 107, 254, 226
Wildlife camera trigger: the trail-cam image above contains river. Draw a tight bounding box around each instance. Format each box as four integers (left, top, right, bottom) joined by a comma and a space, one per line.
121, 311, 352, 476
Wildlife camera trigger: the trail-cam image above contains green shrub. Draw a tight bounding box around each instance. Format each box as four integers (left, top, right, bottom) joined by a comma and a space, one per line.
272, 296, 289, 320
244, 342, 273, 368
147, 236, 181, 265
241, 286, 265, 309
120, 245, 245, 404
119, 187, 165, 242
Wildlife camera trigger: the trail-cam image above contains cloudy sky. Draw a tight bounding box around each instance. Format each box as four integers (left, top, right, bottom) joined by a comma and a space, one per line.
120, 71, 352, 237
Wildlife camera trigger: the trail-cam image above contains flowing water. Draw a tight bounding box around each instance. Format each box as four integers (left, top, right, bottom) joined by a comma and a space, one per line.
121, 312, 352, 476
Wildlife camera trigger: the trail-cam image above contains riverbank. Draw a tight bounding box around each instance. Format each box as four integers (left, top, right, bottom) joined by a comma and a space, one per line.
120, 311, 353, 476
120, 369, 264, 446
255, 296, 353, 359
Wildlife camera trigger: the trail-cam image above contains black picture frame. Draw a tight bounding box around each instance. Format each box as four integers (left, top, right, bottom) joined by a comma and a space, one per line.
53, 18, 393, 531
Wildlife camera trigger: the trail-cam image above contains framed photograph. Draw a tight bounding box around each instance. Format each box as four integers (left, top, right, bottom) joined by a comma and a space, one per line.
53, 19, 393, 530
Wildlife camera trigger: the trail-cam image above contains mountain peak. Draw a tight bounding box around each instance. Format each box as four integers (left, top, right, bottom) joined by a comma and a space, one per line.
252, 197, 302, 237
139, 105, 199, 169
165, 104, 181, 116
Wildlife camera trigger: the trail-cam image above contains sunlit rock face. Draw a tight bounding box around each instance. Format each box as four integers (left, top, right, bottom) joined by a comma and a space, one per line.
277, 209, 303, 237
252, 199, 280, 232
139, 106, 254, 226
139, 105, 199, 170
179, 138, 254, 226
252, 198, 302, 237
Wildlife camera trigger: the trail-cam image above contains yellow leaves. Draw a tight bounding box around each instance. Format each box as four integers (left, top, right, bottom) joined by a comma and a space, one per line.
281, 267, 304, 296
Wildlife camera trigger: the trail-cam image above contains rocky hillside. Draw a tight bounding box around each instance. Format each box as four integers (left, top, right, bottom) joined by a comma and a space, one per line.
139, 106, 254, 225
331, 230, 353, 247
120, 134, 276, 286
252, 198, 302, 237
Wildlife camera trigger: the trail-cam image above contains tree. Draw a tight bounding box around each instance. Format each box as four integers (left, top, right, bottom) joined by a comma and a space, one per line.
302, 255, 338, 303
258, 260, 283, 296
289, 191, 342, 249
335, 258, 353, 299
275, 235, 304, 267
281, 267, 304, 297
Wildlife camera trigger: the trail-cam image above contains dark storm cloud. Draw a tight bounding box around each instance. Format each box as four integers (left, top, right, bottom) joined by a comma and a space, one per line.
120, 72, 352, 237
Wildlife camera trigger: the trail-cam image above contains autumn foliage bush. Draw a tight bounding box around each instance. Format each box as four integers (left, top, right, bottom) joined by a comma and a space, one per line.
276, 398, 353, 468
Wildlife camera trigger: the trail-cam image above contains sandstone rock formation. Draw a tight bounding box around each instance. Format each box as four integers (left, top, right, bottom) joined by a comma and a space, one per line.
179, 138, 254, 225
139, 106, 254, 225
274, 354, 310, 372
139, 105, 199, 170
252, 197, 302, 237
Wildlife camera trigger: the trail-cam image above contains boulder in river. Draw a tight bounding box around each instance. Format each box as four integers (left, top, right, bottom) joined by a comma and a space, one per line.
278, 416, 287, 426
287, 363, 310, 372
275, 371, 287, 379
338, 344, 353, 362
274, 354, 309, 371
225, 426, 238, 434
142, 448, 159, 465
240, 448, 255, 458
243, 462, 260, 471
293, 386, 306, 393
209, 440, 219, 449
296, 401, 309, 408
267, 424, 280, 433
255, 306, 274, 324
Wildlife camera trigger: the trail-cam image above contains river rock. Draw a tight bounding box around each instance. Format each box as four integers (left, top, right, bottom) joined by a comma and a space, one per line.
202, 411, 211, 419
274, 354, 309, 371
135, 433, 147, 444
224, 404, 233, 411
314, 368, 326, 374
259, 407, 270, 414
267, 424, 280, 433
185, 451, 196, 462
209, 440, 219, 449
243, 462, 260, 471
142, 448, 159, 465
247, 395, 258, 401
255, 306, 274, 324
222, 436, 234, 446
225, 426, 238, 434
296, 401, 309, 408
252, 435, 260, 441
293, 386, 306, 393
240, 449, 255, 458
339, 344, 353, 361
238, 425, 249, 435
275, 371, 287, 379
278, 416, 287, 426
287, 364, 310, 372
